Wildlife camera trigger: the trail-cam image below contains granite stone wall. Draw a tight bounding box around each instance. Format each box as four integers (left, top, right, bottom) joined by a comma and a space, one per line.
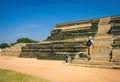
1, 43, 26, 56
20, 16, 120, 62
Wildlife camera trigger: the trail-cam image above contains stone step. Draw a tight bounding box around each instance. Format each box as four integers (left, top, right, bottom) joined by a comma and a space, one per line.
72, 60, 120, 66
47, 34, 95, 40
48, 26, 98, 40
52, 28, 97, 35
112, 26, 120, 29
71, 63, 120, 69
111, 26, 120, 35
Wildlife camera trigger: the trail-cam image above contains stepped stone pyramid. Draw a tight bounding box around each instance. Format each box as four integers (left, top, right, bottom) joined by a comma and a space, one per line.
20, 16, 120, 62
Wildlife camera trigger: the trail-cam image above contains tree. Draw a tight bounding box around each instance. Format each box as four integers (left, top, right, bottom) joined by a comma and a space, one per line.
0, 43, 10, 49
16, 37, 38, 43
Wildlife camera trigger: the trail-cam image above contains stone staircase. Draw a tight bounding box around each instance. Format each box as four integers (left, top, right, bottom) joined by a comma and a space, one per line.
47, 26, 97, 41
20, 19, 98, 59
71, 16, 120, 68
20, 15, 120, 65
20, 41, 87, 60
111, 16, 120, 62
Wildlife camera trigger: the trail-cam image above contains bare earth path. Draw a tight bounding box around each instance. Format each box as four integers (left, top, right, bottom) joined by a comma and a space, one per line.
0, 56, 120, 82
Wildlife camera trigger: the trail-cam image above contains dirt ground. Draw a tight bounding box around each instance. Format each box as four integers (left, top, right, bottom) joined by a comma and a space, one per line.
0, 56, 120, 82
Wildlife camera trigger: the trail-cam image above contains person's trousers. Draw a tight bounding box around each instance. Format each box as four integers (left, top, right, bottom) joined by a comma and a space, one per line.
88, 46, 92, 55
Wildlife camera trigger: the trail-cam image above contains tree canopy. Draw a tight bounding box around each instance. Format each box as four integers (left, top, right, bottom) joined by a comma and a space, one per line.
0, 43, 10, 49
16, 37, 38, 43
0, 37, 39, 48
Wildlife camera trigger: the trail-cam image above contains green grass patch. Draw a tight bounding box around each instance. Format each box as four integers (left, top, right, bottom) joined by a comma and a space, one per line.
0, 69, 51, 82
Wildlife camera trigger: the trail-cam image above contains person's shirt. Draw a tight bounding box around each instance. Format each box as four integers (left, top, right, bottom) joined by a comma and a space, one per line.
86, 39, 94, 47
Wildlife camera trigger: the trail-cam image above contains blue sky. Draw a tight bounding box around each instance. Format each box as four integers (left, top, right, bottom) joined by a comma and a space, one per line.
0, 0, 120, 43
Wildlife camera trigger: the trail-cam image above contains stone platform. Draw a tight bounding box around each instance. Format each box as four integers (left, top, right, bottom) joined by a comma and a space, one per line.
72, 60, 120, 69
20, 16, 120, 64
1, 43, 26, 56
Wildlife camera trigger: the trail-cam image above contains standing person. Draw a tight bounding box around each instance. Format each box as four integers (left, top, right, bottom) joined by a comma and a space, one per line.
86, 36, 94, 60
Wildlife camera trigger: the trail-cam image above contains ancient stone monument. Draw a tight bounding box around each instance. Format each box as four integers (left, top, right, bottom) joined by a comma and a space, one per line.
1, 43, 26, 56
20, 16, 120, 63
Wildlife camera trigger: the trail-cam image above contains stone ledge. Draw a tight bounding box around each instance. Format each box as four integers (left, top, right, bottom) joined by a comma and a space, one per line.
70, 63, 120, 69
72, 60, 120, 69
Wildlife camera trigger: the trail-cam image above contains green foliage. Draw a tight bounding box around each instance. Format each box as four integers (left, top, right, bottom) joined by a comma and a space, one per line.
0, 37, 39, 48
0, 43, 10, 49
16, 37, 38, 43
0, 69, 51, 82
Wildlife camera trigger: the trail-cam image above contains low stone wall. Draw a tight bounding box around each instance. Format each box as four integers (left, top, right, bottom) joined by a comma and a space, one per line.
1, 43, 26, 56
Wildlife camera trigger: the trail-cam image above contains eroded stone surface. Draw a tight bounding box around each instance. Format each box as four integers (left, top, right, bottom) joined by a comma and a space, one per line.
1, 43, 26, 56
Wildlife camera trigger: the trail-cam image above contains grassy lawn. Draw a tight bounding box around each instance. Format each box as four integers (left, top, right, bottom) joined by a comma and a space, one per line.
0, 69, 51, 82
